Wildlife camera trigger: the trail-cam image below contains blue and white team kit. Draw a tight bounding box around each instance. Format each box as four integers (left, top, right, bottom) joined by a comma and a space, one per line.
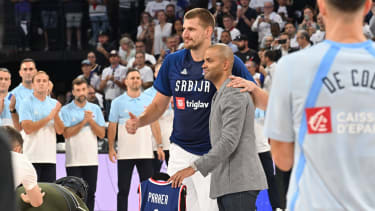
154, 48, 255, 155
139, 178, 186, 211
265, 40, 375, 210
0, 93, 14, 126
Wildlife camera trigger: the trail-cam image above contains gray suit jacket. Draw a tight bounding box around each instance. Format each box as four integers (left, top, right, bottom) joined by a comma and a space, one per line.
194, 79, 268, 199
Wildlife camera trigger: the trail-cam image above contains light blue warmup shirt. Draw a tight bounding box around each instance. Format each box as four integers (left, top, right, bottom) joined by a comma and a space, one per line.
0, 93, 14, 126
11, 83, 33, 111
265, 40, 375, 210
59, 101, 105, 128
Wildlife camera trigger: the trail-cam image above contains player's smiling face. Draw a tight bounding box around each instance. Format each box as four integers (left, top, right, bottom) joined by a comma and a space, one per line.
202, 48, 223, 82
183, 18, 207, 50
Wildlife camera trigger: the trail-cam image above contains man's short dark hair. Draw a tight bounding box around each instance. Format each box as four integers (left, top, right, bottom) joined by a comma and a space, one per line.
1, 126, 23, 148
32, 71, 49, 83
327, 0, 366, 12
72, 77, 88, 89
20, 58, 36, 68
299, 30, 310, 41
222, 14, 234, 20
125, 68, 140, 78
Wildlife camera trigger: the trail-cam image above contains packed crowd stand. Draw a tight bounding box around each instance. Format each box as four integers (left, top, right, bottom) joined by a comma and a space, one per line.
4, 0, 375, 211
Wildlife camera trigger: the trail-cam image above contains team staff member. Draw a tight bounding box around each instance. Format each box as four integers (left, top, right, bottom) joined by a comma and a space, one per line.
126, 8, 268, 210
19, 71, 64, 182
169, 44, 267, 211
4, 126, 44, 207
59, 78, 105, 211
108, 69, 164, 211
265, 0, 375, 210
0, 68, 20, 128
10, 58, 38, 131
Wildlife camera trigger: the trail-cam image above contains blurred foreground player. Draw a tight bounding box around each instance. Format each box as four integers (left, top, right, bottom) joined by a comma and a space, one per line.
265, 0, 375, 210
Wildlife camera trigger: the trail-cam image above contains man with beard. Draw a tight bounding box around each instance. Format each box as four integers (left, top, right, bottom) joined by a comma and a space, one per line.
126, 8, 268, 211
11, 58, 38, 131
19, 71, 65, 183
235, 34, 260, 64
59, 78, 105, 211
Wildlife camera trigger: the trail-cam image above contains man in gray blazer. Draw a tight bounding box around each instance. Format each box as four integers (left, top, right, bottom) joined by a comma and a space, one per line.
169, 44, 267, 211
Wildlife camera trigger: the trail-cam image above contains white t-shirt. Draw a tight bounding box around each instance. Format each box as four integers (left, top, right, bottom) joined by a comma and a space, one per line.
137, 66, 154, 83
11, 152, 37, 190
229, 28, 241, 41
145, 1, 170, 18
127, 53, 157, 68
101, 65, 127, 100
254, 109, 270, 153
252, 12, 284, 42
153, 23, 172, 55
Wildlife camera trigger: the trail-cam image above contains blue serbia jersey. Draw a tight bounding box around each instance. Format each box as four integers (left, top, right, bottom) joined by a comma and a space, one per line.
139, 178, 186, 211
154, 49, 255, 155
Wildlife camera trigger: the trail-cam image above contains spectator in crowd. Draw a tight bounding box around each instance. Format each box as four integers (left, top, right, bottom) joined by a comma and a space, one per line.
19, 71, 64, 182
275, 32, 294, 56
136, 12, 153, 41
153, 10, 172, 58
63, 0, 83, 50
172, 18, 183, 44
144, 63, 172, 175
118, 0, 141, 39
235, 34, 260, 64
133, 52, 154, 89
235, 0, 259, 50
11, 58, 37, 131
87, 51, 103, 75
215, 0, 237, 28
127, 40, 157, 68
118, 37, 136, 66
262, 35, 274, 49
296, 30, 311, 49
284, 22, 299, 48
6, 126, 44, 207
212, 24, 224, 44
95, 31, 115, 67
87, 85, 104, 110
107, 69, 164, 211
166, 4, 177, 23
60, 78, 105, 211
252, 0, 284, 45
88, 0, 109, 46
157, 35, 178, 63
262, 50, 279, 92
145, 0, 170, 19
220, 30, 238, 53
298, 6, 317, 31
0, 68, 17, 128
11, 0, 31, 51
275, 0, 294, 24
250, 0, 266, 13
99, 50, 127, 120
39, 0, 59, 51
77, 59, 101, 91
310, 13, 325, 45
222, 14, 240, 40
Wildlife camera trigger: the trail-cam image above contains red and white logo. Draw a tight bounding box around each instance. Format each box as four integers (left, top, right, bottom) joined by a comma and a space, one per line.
305, 107, 332, 134
175, 97, 185, 110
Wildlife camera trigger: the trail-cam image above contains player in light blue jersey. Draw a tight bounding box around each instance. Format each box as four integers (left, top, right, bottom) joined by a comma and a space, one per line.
0, 68, 19, 128
126, 8, 268, 210
10, 58, 37, 131
265, 0, 375, 210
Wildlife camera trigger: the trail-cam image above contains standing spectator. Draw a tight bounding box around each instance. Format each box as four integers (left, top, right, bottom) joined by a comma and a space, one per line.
88, 0, 109, 46
87, 51, 103, 75
118, 0, 140, 39
63, 0, 84, 50
262, 50, 279, 92
157, 35, 178, 63
60, 78, 105, 211
214, 0, 237, 28
235, 0, 259, 50
136, 12, 153, 41
166, 4, 177, 23
250, 0, 266, 13
172, 18, 183, 41
19, 71, 64, 182
87, 85, 104, 110
276, 32, 293, 56
220, 30, 238, 53
298, 6, 317, 31
310, 13, 325, 45
108, 69, 164, 211
235, 35, 260, 64
127, 40, 156, 68
11, 58, 37, 131
145, 0, 170, 18
99, 50, 127, 119
0, 68, 18, 128
153, 10, 172, 58
118, 37, 136, 67
222, 14, 240, 41
252, 0, 284, 45
95, 31, 115, 67
285, 22, 299, 48
77, 59, 101, 91
133, 52, 154, 89
296, 30, 311, 50
39, 0, 59, 51
12, 0, 31, 51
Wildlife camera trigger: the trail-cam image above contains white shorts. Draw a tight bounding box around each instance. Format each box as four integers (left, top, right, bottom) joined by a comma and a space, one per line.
167, 143, 219, 211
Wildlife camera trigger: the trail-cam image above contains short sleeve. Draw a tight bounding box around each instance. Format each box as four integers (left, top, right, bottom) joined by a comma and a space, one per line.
108, 100, 119, 123
154, 55, 172, 96
19, 99, 32, 122
232, 56, 255, 82
21, 159, 38, 190
264, 56, 295, 143
141, 67, 154, 83
58, 108, 71, 127
94, 105, 106, 127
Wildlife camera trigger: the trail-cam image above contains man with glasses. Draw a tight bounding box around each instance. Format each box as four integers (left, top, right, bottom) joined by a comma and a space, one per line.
127, 40, 156, 68
296, 30, 311, 50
